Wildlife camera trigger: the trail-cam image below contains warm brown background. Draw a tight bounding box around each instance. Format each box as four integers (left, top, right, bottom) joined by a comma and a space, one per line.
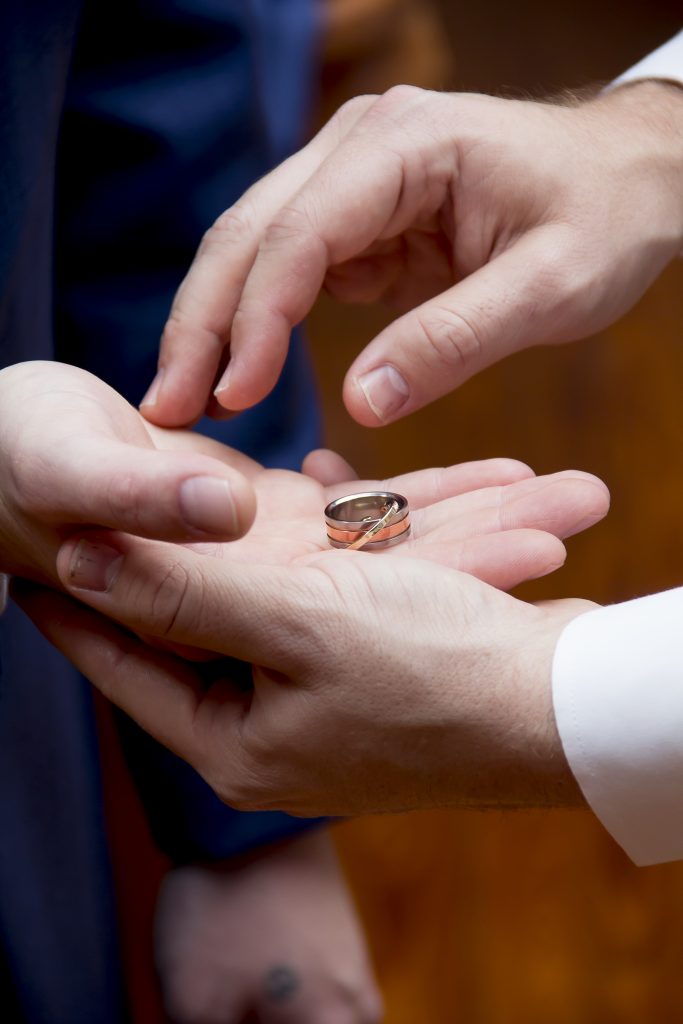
103, 3, 683, 1022
314, 2, 683, 1022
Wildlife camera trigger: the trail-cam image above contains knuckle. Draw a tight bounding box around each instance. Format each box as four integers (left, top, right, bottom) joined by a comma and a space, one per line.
524, 238, 589, 321
370, 83, 427, 125
211, 742, 283, 812
414, 305, 485, 373
161, 306, 189, 338
213, 772, 267, 812
377, 82, 425, 110
198, 201, 256, 257
164, 299, 227, 350
104, 471, 146, 532
261, 202, 319, 252
141, 557, 195, 639
532, 242, 573, 291
330, 93, 377, 135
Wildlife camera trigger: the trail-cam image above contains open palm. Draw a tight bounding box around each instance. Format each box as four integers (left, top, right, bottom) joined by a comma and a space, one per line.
150, 427, 608, 592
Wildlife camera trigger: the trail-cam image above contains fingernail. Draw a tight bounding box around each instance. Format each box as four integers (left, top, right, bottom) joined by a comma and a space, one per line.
357, 365, 409, 422
178, 476, 238, 535
213, 366, 231, 400
140, 367, 165, 407
68, 540, 123, 592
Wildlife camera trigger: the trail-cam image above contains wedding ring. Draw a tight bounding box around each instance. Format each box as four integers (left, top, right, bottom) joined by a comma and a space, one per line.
324, 491, 410, 551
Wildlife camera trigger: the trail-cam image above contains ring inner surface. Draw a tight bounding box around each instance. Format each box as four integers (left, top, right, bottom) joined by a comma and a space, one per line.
325, 492, 408, 529
325, 491, 410, 549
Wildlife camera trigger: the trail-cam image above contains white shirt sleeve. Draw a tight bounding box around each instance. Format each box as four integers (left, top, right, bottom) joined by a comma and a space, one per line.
552, 32, 683, 866
552, 588, 683, 866
611, 30, 683, 89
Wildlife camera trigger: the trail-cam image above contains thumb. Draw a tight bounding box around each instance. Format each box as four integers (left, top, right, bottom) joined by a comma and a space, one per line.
53, 530, 308, 665
343, 228, 577, 425
15, 433, 257, 541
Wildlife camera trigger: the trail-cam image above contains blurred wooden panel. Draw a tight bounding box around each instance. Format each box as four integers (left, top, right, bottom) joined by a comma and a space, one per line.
319, 0, 452, 116
315, 3, 683, 1022
437, 0, 683, 96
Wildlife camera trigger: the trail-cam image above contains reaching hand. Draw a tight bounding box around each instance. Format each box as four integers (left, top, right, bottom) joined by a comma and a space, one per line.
139, 80, 683, 428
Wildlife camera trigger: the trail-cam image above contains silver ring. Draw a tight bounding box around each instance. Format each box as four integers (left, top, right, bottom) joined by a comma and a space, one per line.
324, 491, 410, 551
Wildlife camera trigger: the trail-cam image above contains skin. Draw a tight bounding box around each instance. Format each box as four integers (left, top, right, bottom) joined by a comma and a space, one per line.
0, 360, 390, 1020
10, 459, 608, 813
68, 72, 679, 820
13, 539, 595, 816
0, 358, 607, 1006
0, 360, 605, 590
0, 360, 257, 588
139, 80, 683, 429
155, 831, 382, 1024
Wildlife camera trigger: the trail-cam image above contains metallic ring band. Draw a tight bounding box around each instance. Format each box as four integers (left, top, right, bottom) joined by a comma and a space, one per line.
324, 491, 410, 551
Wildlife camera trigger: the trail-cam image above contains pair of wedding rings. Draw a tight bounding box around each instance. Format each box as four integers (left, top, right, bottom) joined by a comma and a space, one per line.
324, 491, 410, 551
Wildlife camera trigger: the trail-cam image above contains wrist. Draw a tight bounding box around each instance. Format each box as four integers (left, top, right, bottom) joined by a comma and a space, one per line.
588, 80, 683, 253
448, 601, 590, 809
510, 608, 587, 808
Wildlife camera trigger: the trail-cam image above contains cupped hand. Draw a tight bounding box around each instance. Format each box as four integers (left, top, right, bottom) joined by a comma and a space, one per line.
59, 457, 609, 594
0, 361, 256, 584
140, 80, 683, 428
12, 465, 606, 814
155, 830, 382, 1024
145, 426, 609, 590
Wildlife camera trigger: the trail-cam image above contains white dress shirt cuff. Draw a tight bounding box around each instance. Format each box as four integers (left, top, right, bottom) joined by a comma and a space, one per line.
611, 29, 683, 90
552, 588, 683, 866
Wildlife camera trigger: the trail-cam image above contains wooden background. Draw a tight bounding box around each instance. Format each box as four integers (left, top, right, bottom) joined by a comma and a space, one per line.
313, 2, 683, 1022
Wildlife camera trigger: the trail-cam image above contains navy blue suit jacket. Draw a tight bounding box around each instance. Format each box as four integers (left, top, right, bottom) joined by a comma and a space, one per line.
0, 2, 322, 1020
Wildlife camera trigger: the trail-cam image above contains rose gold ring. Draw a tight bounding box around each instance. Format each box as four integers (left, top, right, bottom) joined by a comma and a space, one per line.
324, 491, 410, 551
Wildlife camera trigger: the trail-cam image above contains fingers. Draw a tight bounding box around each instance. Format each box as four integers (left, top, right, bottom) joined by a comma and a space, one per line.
414, 471, 609, 542
208, 87, 446, 413
507, 471, 610, 540
302, 449, 359, 487
379, 458, 535, 508
343, 228, 577, 425
535, 597, 598, 615
402, 470, 609, 587
142, 97, 376, 427
52, 532, 307, 664
420, 528, 567, 588
304, 453, 534, 503
143, 423, 264, 480
9, 433, 257, 542
319, 458, 535, 510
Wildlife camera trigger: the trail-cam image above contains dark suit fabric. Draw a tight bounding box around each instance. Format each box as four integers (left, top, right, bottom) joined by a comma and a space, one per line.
0, 2, 322, 1020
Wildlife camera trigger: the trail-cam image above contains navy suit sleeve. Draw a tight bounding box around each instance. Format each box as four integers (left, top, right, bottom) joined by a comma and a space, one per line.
115, 711, 326, 863
56, 0, 326, 865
